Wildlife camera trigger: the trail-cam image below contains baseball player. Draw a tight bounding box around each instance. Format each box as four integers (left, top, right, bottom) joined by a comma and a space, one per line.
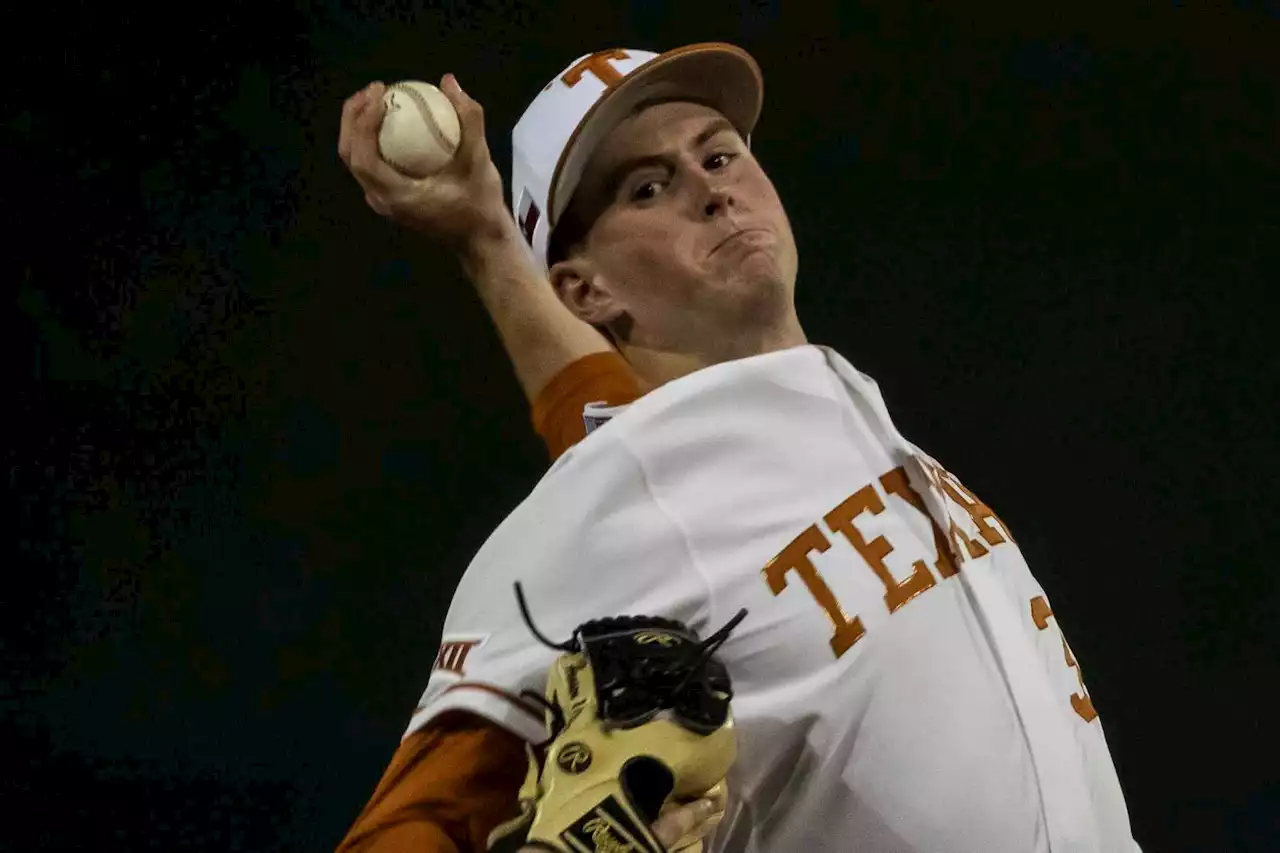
336, 44, 1142, 852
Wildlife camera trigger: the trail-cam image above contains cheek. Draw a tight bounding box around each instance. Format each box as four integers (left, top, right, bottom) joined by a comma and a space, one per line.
751, 172, 787, 222
752, 173, 797, 257
595, 213, 700, 277
589, 219, 706, 318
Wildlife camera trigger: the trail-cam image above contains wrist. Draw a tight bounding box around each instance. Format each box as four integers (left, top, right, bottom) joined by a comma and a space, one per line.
458, 212, 531, 278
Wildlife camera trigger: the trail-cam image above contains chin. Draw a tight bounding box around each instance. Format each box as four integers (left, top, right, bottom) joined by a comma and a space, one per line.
720, 266, 793, 329
725, 247, 790, 294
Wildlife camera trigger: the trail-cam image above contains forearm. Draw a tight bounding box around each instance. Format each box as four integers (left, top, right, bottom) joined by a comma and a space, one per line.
337, 818, 460, 853
459, 217, 613, 406
336, 716, 526, 853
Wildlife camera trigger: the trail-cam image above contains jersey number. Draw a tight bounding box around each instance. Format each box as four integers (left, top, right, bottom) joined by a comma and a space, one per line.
1030, 595, 1098, 723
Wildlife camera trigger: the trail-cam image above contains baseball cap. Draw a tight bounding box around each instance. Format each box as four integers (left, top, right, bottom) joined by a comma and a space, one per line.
510, 43, 765, 274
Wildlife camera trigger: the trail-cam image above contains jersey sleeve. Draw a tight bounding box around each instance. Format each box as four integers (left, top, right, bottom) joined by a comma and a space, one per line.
335, 711, 526, 853
530, 351, 644, 461
407, 417, 713, 745
404, 627, 555, 745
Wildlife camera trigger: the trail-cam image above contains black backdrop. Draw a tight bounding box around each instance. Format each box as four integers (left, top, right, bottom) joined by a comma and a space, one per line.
9, 1, 1278, 850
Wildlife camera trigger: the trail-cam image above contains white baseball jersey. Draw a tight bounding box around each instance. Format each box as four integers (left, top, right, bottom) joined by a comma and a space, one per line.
408, 344, 1140, 853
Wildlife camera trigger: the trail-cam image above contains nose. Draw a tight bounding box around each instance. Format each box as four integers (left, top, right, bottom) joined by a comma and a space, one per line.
685, 158, 735, 219
703, 185, 734, 219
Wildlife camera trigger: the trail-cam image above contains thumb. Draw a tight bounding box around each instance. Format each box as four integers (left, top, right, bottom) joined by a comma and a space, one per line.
439, 73, 489, 163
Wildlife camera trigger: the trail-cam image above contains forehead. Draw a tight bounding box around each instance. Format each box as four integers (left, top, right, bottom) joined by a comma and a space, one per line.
580, 101, 731, 186
560, 101, 739, 238
601, 100, 728, 159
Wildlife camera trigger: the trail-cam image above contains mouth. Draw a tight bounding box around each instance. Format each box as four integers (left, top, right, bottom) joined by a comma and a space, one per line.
712, 228, 769, 254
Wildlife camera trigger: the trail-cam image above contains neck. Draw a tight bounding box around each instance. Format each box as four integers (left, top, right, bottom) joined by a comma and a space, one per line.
618, 312, 808, 392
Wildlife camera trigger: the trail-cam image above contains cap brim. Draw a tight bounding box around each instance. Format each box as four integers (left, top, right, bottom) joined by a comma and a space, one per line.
548, 42, 764, 228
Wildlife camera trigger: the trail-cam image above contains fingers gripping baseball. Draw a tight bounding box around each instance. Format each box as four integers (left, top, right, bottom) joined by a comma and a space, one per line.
336, 75, 507, 247
339, 82, 401, 196
440, 73, 490, 170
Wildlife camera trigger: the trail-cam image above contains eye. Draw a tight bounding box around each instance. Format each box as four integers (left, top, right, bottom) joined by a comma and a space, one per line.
705, 152, 736, 171
630, 179, 665, 202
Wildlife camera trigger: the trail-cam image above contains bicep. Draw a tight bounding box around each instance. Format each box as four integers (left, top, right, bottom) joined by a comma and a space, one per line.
336, 711, 528, 853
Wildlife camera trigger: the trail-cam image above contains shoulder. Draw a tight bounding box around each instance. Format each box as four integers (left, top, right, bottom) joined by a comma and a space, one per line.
446, 427, 706, 629
561, 346, 850, 474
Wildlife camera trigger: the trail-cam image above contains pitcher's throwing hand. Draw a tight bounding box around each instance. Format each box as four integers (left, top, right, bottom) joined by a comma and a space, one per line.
337, 75, 509, 252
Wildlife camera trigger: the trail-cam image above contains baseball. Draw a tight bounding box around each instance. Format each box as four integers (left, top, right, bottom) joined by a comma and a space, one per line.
377, 80, 462, 178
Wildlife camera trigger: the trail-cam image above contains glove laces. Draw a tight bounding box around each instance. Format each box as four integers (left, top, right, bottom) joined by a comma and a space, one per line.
513, 582, 747, 732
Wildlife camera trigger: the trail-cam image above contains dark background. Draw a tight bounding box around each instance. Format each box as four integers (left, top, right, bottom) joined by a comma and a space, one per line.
8, 1, 1278, 850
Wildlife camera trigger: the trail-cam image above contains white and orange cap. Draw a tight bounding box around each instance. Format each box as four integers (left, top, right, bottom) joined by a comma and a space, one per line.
510, 43, 765, 274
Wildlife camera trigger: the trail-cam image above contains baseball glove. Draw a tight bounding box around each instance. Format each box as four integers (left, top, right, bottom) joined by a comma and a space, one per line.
487, 585, 747, 853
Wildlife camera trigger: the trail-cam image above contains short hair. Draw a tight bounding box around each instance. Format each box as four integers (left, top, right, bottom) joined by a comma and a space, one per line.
546, 200, 589, 268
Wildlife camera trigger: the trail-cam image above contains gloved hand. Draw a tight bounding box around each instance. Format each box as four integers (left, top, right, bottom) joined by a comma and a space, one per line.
491, 591, 746, 853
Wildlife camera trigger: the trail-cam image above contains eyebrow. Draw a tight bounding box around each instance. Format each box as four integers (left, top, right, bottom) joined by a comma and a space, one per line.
601, 116, 738, 200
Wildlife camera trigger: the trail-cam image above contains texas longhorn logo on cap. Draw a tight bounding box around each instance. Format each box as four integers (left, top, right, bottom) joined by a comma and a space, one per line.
560, 49, 631, 89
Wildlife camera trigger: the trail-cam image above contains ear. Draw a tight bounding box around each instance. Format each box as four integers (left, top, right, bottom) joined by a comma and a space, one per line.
548, 257, 626, 327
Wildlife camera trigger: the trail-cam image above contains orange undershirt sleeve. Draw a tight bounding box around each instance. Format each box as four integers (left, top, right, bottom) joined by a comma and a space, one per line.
339, 357, 645, 851
336, 712, 527, 853
531, 351, 645, 462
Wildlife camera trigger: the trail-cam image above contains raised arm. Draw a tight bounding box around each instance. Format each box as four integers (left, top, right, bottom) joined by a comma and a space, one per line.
456, 210, 618, 408
338, 76, 629, 412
